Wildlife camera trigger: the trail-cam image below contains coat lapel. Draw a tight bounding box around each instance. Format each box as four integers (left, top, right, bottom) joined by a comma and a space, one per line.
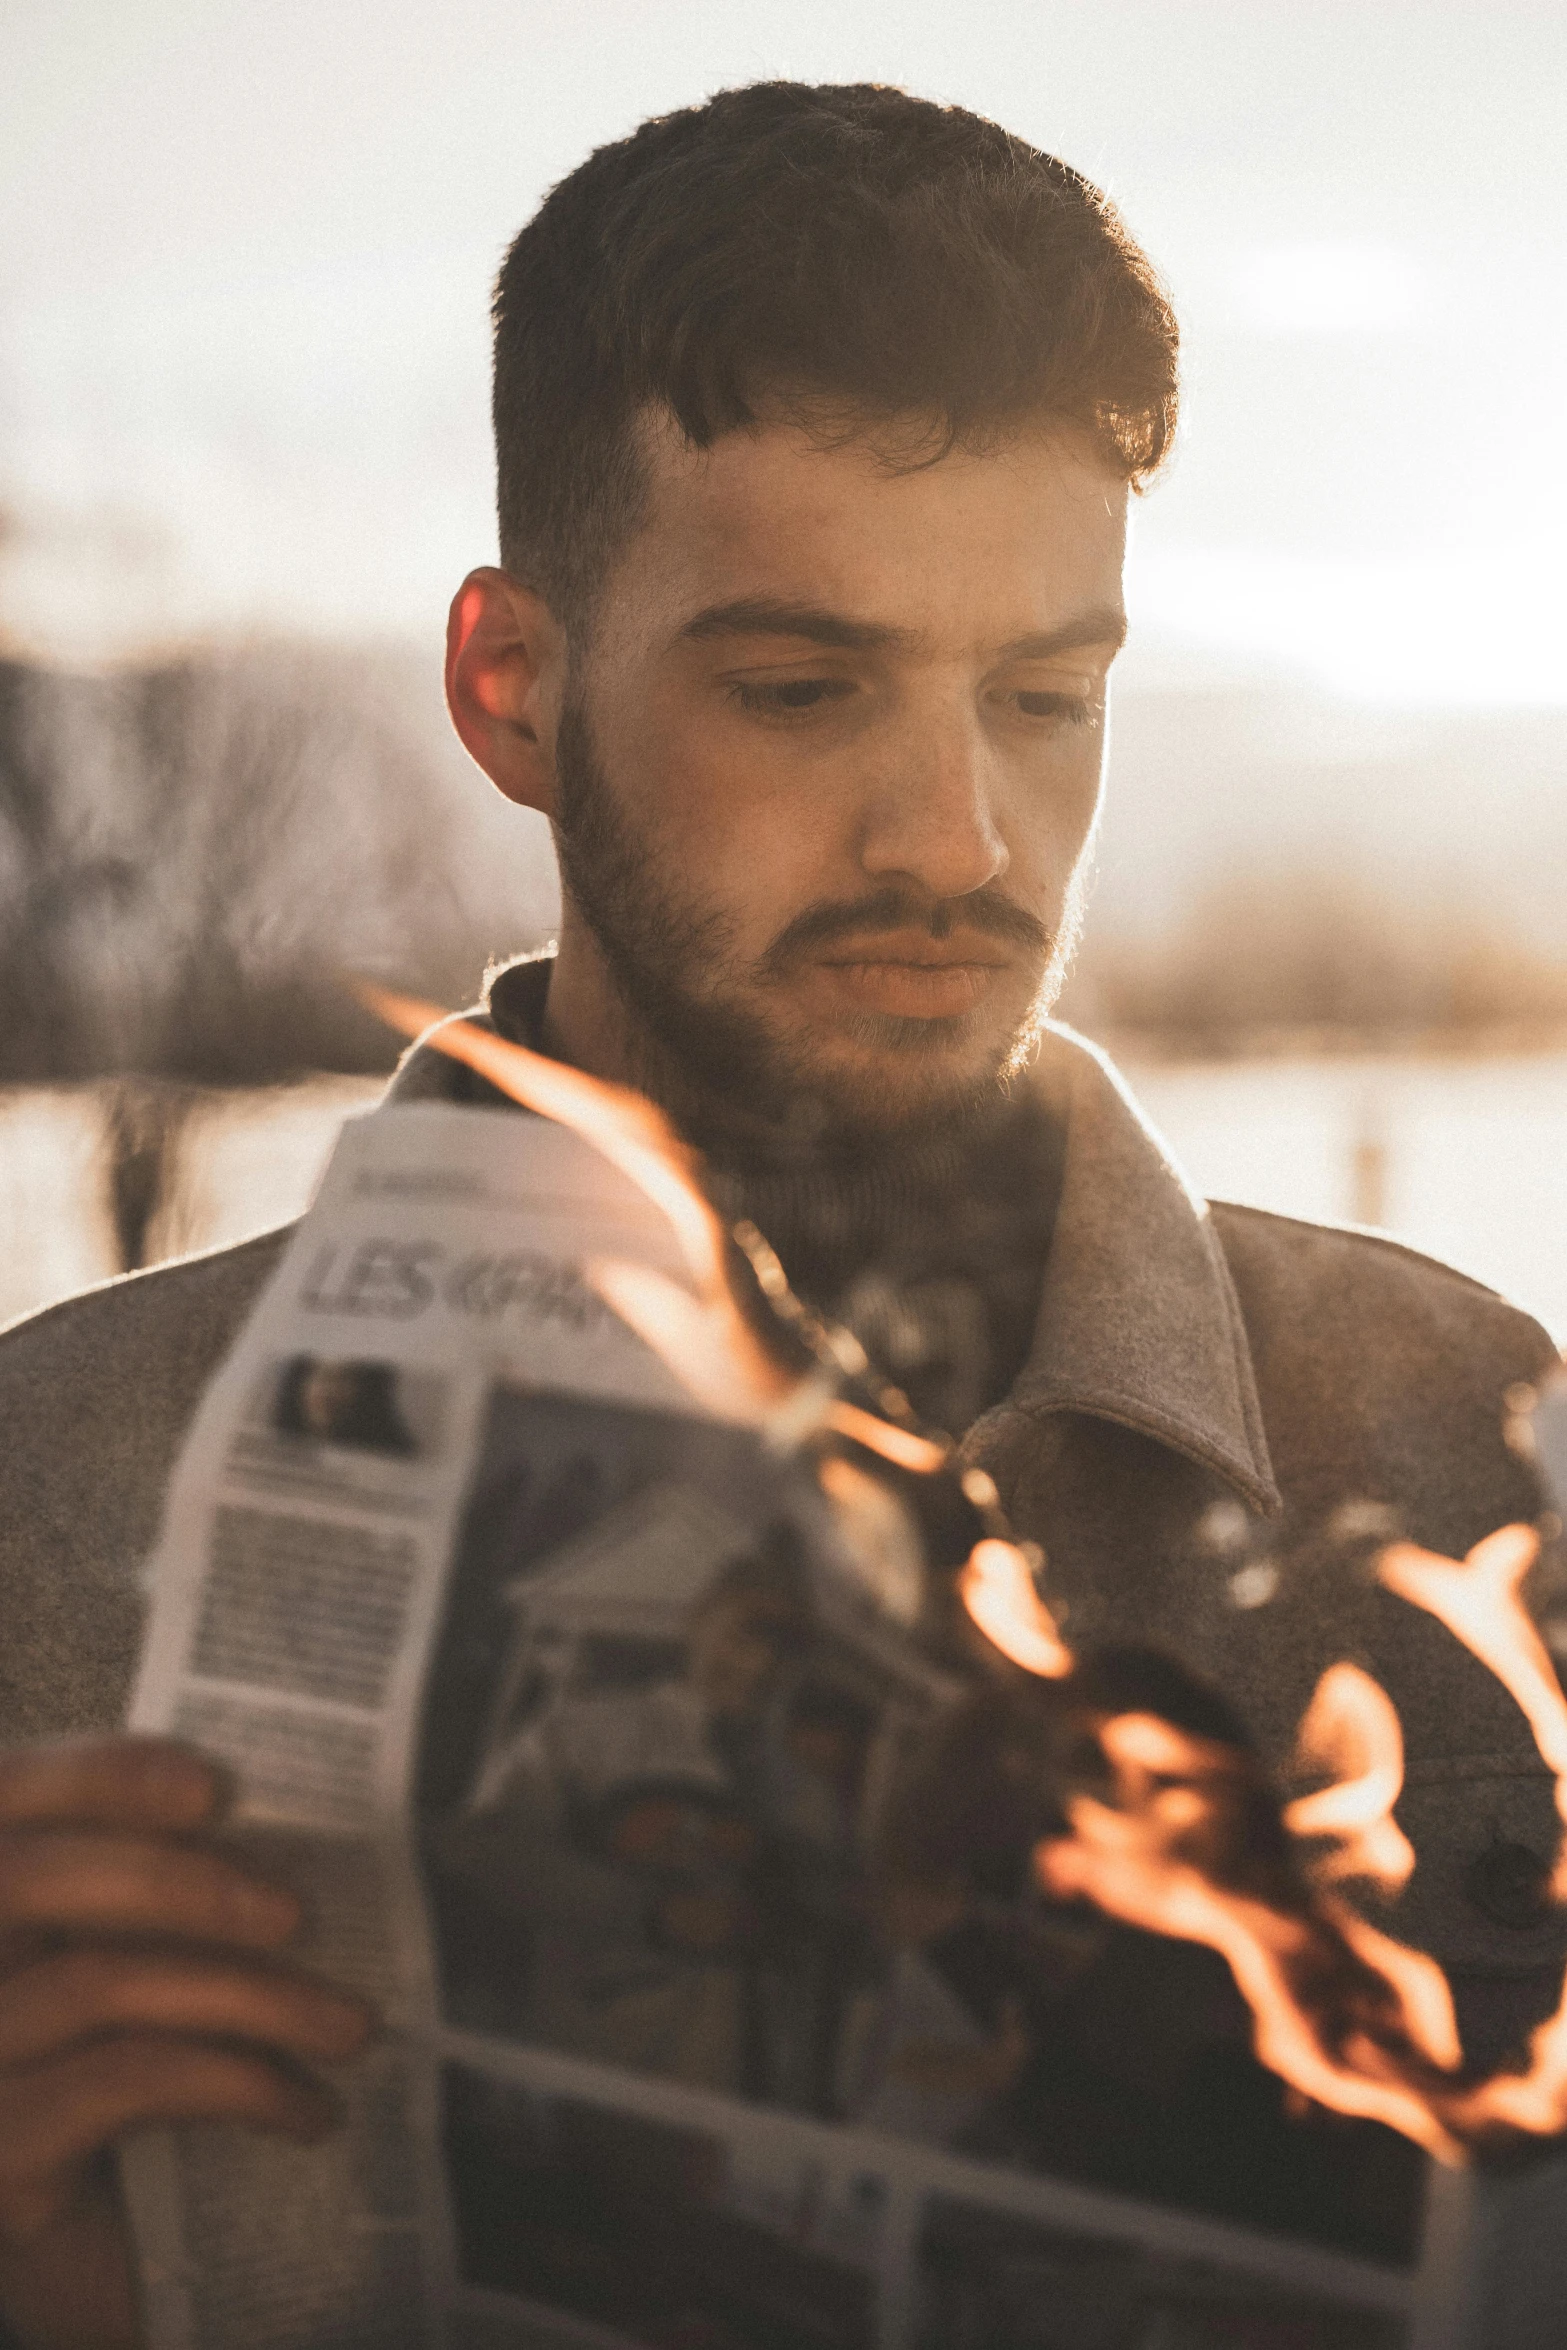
998, 1027, 1280, 1516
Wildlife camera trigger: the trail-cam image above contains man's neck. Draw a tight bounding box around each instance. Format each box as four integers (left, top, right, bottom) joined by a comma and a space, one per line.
534, 909, 795, 1161
535, 903, 645, 1093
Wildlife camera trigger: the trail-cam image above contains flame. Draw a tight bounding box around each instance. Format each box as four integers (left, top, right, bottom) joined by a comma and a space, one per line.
1357, 1517, 1567, 2150
356, 985, 801, 1425
1283, 1662, 1415, 1894
1376, 1525, 1567, 1886
1332, 1906, 1463, 2076
1037, 1713, 1466, 2162
1449, 1986, 1567, 2139
1035, 1513, 1567, 2166
358, 987, 976, 1471
824, 1399, 950, 1475
582, 1256, 797, 1427
359, 986, 722, 1279
357, 983, 1567, 2161
959, 1539, 1073, 1678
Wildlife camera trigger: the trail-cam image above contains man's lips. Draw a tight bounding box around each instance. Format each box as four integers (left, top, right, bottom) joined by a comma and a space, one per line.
806, 933, 1017, 1019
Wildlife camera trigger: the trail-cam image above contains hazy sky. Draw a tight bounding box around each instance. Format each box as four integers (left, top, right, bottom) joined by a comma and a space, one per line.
4, 0, 1565, 703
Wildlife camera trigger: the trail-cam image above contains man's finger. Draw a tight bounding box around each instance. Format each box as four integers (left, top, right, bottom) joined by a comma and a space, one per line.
0, 1949, 374, 2071
0, 1740, 222, 1835
0, 1832, 299, 1948
0, 2038, 338, 2244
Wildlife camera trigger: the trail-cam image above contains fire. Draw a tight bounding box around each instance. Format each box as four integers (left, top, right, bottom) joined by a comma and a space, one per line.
1283, 1662, 1415, 1894
1036, 1710, 1466, 2161
959, 1538, 1073, 1678
1034, 1516, 1567, 2165
360, 988, 1074, 1644
822, 1399, 950, 1476
1378, 1524, 1567, 1891
358, 985, 717, 1283
356, 986, 803, 1427
359, 985, 1567, 2163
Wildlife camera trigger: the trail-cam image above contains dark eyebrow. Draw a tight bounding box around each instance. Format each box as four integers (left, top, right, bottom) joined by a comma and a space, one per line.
679, 599, 918, 652
994, 608, 1129, 662
678, 597, 1127, 661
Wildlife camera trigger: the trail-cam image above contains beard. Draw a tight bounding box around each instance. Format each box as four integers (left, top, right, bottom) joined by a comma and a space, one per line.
550, 693, 1083, 1162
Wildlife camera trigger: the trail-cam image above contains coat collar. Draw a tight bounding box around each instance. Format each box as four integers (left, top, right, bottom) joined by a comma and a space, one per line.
1006, 1025, 1279, 1516
387, 952, 1280, 1518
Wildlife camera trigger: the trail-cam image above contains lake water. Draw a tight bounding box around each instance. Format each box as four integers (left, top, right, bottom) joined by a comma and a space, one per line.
1124, 1049, 1567, 1346
2, 1050, 1563, 1348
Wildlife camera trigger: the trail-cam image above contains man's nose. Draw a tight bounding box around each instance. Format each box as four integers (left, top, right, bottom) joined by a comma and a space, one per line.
853, 709, 1008, 902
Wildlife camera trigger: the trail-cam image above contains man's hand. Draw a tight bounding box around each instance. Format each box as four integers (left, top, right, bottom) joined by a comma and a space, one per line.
0, 1736, 376, 2350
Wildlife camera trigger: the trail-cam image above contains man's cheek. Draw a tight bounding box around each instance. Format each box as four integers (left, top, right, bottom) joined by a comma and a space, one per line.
702, 843, 831, 959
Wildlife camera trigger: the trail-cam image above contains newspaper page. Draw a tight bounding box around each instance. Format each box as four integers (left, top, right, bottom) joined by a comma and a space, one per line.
121, 1097, 1425, 2350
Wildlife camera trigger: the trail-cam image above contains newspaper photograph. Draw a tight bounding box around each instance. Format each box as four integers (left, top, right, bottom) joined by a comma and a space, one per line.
121, 1094, 1426, 2350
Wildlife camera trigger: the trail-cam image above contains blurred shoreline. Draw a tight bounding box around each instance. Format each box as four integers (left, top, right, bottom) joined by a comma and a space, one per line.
1094, 1019, 1567, 1065
5, 1035, 1564, 1348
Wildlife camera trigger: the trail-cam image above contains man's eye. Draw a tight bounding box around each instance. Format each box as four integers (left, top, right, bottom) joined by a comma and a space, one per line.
731, 678, 849, 715
1012, 691, 1098, 725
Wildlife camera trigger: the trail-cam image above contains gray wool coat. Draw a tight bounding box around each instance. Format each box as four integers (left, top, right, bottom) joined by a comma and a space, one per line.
1, 960, 1561, 2020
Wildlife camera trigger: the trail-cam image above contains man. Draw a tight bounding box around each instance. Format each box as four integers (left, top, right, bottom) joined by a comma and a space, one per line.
0, 81, 1556, 2349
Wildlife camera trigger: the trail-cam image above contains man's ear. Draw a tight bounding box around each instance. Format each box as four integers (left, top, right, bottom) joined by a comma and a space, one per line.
445, 566, 567, 817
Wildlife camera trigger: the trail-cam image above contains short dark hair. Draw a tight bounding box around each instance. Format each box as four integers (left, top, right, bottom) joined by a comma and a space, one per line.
492, 81, 1178, 637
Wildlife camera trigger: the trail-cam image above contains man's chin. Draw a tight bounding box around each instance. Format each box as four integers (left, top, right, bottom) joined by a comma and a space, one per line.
591, 932, 1052, 1156
722, 1007, 1040, 1152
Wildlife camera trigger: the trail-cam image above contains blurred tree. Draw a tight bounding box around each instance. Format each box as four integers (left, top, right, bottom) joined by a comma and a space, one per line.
0, 647, 558, 1081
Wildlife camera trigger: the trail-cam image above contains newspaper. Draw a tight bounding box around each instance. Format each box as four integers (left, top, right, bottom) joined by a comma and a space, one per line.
122, 1096, 1428, 2350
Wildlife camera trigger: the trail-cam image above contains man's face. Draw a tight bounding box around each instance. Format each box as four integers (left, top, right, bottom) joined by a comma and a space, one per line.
551, 412, 1128, 1146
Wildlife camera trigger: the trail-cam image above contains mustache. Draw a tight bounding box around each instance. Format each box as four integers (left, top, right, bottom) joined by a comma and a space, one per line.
760, 886, 1051, 972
